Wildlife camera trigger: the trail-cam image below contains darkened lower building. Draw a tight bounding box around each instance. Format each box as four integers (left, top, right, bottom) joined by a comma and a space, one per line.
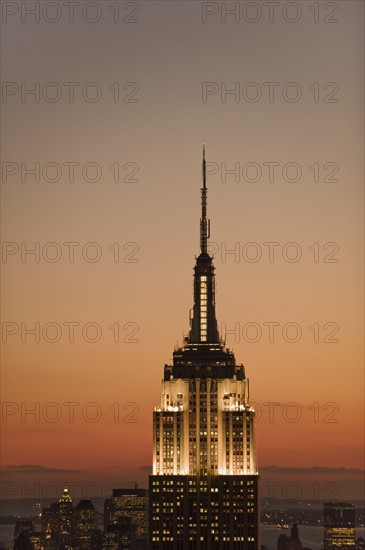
324, 502, 356, 550
150, 475, 259, 548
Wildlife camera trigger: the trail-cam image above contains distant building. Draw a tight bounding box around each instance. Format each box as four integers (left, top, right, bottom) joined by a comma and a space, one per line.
13, 530, 34, 550
102, 515, 137, 549
102, 524, 120, 550
104, 498, 113, 531
58, 488, 73, 549
41, 488, 73, 549
39, 486, 150, 549
324, 502, 356, 550
104, 487, 148, 549
29, 531, 42, 550
73, 499, 99, 549
42, 501, 60, 549
13, 520, 35, 550
41, 488, 100, 550
117, 516, 135, 549
278, 524, 303, 550
14, 520, 35, 542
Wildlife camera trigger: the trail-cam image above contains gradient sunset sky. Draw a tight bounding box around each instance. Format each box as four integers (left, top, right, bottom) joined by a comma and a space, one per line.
1, 0, 364, 501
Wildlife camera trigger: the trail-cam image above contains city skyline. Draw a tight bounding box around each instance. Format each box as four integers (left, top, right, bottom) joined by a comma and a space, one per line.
7, 488, 364, 549
1, 0, 364, 514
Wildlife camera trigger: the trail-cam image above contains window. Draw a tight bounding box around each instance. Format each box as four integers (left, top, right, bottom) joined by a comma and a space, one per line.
200, 276, 208, 341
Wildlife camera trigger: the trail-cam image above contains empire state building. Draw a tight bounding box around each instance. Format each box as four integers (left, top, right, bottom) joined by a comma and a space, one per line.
149, 148, 260, 550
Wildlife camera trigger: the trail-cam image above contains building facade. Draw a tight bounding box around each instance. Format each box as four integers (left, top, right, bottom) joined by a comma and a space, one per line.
149, 148, 260, 549
104, 487, 148, 549
74, 499, 99, 549
324, 502, 356, 550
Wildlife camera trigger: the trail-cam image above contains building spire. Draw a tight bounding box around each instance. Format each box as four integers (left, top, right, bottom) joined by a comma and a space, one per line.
200, 144, 210, 255
187, 146, 220, 344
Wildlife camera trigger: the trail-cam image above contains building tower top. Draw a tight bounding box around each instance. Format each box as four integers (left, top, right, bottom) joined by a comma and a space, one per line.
200, 144, 209, 255
165, 147, 245, 378
188, 145, 220, 345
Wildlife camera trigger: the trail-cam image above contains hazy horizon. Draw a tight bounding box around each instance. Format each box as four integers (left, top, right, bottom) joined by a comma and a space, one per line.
1, 0, 364, 504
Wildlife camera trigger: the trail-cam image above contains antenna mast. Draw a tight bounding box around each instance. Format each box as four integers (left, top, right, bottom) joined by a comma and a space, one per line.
200, 145, 210, 254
